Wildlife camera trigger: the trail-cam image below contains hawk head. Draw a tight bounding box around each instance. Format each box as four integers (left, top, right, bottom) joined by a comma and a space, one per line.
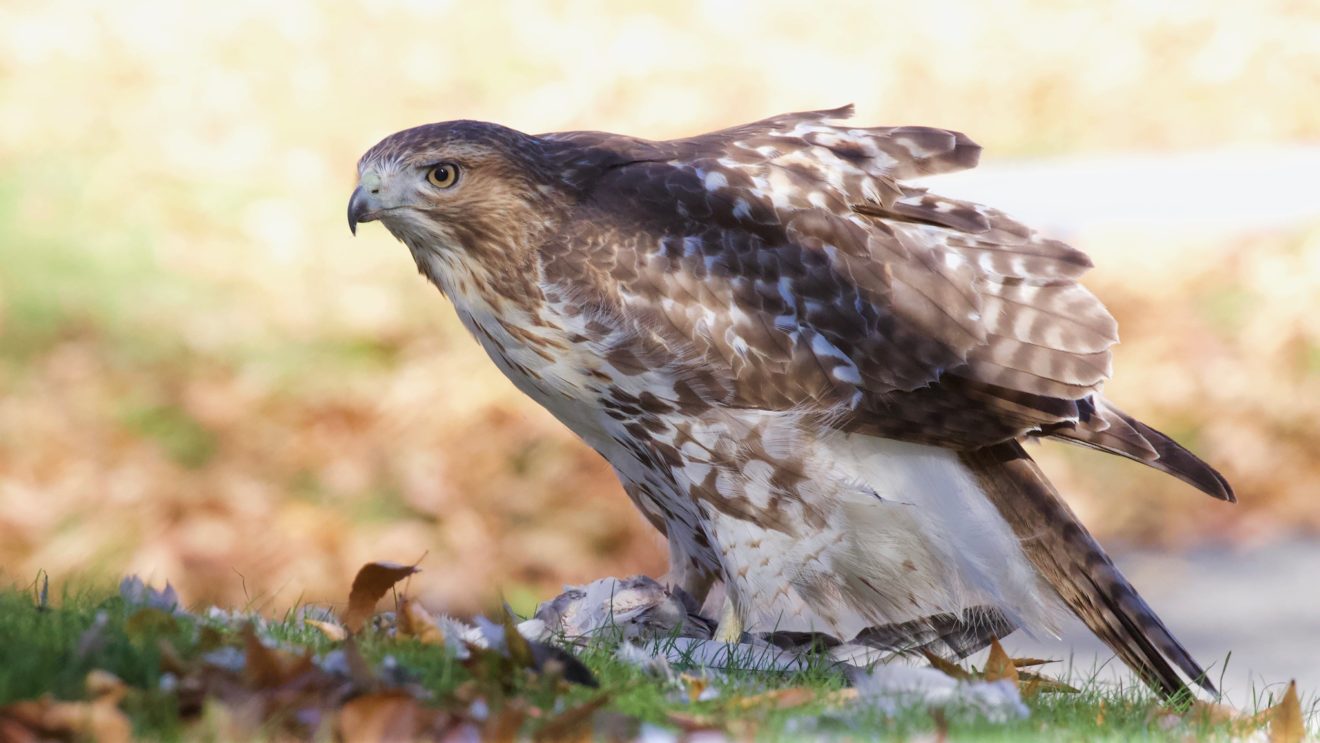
348, 121, 561, 271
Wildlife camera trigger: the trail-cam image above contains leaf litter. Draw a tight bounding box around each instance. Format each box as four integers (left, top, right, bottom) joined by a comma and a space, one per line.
0, 569, 1310, 741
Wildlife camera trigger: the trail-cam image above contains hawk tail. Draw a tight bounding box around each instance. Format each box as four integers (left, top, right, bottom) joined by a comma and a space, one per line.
960, 441, 1217, 699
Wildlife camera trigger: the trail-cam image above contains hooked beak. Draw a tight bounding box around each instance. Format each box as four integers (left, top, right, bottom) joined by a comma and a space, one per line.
347, 185, 375, 236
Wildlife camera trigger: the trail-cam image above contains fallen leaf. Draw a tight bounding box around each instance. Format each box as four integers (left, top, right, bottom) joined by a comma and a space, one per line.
484, 699, 529, 743
921, 649, 973, 680
84, 670, 126, 702
242, 623, 313, 687
982, 637, 1020, 686
1183, 699, 1240, 727
680, 673, 711, 704
344, 561, 420, 633
533, 693, 609, 742
398, 597, 445, 645
339, 691, 426, 742
1010, 657, 1056, 668
1019, 671, 1079, 695
1269, 680, 1304, 743
665, 710, 719, 732
0, 672, 132, 743
728, 686, 816, 711
306, 618, 349, 642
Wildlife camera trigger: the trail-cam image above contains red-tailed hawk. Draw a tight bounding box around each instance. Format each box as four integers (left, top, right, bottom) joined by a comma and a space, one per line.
348, 106, 1232, 698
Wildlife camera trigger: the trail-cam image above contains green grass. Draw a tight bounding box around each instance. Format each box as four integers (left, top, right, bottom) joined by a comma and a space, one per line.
1, 582, 1295, 741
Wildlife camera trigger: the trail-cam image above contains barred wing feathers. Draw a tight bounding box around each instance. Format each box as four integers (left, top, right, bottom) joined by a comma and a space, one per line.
542, 107, 1231, 502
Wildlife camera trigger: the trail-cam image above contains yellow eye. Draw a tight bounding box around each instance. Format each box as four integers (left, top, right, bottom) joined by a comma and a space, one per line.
426, 163, 459, 189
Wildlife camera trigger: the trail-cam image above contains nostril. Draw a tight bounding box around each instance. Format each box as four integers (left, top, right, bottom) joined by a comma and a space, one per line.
370, 188, 380, 194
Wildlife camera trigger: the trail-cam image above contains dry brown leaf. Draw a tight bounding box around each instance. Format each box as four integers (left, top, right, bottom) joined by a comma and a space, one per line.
344, 561, 421, 633
665, 710, 720, 731
921, 649, 973, 680
1010, 657, 1056, 668
0, 717, 35, 743
339, 691, 426, 742
1183, 699, 1241, 728
533, 693, 609, 742
728, 686, 816, 712
1270, 680, 1305, 743
1018, 671, 1079, 695
680, 673, 710, 704
484, 700, 529, 743
0, 671, 132, 743
983, 637, 1020, 687
305, 618, 349, 642
242, 623, 314, 687
398, 597, 445, 645
40, 700, 132, 743
84, 670, 127, 702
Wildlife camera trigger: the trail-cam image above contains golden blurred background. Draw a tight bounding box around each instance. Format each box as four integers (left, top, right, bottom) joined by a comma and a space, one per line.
2, 0, 1319, 616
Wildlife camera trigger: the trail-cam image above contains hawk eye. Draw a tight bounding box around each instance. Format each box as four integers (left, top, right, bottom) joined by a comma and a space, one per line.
426, 163, 459, 189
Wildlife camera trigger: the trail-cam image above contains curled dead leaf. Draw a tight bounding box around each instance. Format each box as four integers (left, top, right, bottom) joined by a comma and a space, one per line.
398, 597, 445, 645
344, 561, 421, 633
305, 618, 349, 642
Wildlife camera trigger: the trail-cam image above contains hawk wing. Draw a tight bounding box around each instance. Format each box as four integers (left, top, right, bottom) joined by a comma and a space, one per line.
540, 106, 1232, 501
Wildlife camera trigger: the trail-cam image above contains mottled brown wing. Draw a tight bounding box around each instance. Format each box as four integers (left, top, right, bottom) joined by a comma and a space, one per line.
540, 108, 1231, 500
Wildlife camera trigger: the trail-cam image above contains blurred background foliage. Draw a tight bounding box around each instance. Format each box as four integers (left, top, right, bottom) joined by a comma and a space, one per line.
1, 0, 1318, 615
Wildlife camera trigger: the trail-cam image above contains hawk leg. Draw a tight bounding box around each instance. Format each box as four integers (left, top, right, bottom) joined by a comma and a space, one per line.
667, 551, 716, 606
714, 594, 745, 643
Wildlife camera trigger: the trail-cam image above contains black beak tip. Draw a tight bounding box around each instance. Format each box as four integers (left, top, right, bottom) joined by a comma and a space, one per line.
347, 186, 366, 236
